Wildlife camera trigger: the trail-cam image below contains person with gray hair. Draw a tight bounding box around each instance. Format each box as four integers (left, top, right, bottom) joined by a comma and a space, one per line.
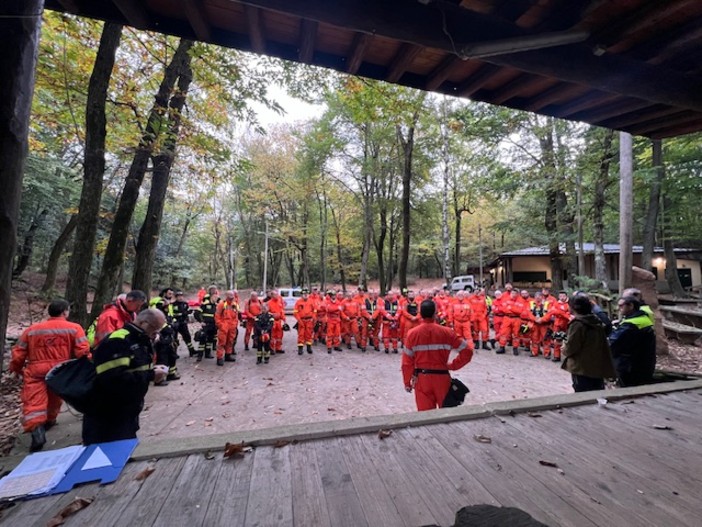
609, 295, 656, 387
82, 308, 166, 444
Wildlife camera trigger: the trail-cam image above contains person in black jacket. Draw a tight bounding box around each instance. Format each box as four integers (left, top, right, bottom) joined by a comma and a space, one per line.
172, 291, 195, 356
254, 304, 275, 364
81, 309, 166, 445
609, 296, 656, 387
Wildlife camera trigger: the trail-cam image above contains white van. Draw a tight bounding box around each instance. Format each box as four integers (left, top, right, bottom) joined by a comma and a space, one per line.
278, 287, 303, 313
450, 275, 475, 292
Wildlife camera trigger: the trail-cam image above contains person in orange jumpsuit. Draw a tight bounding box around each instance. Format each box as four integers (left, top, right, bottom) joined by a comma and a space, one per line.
215, 290, 239, 365
243, 291, 262, 351
364, 290, 383, 351
197, 286, 207, 305
382, 291, 401, 353
10, 299, 91, 451
490, 290, 504, 349
433, 289, 450, 325
449, 291, 473, 341
400, 291, 421, 343
402, 300, 474, 411
340, 291, 354, 348
266, 290, 286, 354
342, 291, 362, 350
293, 288, 316, 354
324, 291, 344, 353
521, 292, 550, 357
468, 288, 490, 350
544, 291, 571, 361
94, 290, 146, 347
497, 290, 524, 355
311, 288, 326, 343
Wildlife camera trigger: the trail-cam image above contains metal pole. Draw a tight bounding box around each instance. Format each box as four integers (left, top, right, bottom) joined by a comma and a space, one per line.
618, 132, 633, 294
262, 217, 269, 294
478, 223, 483, 287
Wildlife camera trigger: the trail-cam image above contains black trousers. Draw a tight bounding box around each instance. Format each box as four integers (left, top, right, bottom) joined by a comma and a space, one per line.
82, 412, 140, 445
571, 374, 605, 392
174, 321, 193, 345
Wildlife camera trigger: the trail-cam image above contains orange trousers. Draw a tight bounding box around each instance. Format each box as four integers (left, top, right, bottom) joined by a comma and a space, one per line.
21, 372, 61, 432
414, 374, 451, 411
498, 317, 521, 347
297, 318, 315, 346
326, 318, 341, 348
217, 325, 237, 359
271, 319, 283, 352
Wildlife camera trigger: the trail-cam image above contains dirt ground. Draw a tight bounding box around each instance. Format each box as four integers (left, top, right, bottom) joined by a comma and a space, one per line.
2, 275, 701, 456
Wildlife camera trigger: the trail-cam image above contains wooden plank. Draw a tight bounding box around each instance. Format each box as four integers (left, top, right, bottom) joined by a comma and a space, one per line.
346, 32, 370, 74
204, 448, 255, 526
357, 432, 439, 526
386, 43, 423, 83
244, 446, 293, 527
337, 436, 405, 527
491, 415, 672, 526
245, 5, 266, 54
112, 0, 150, 29
455, 63, 501, 96
62, 461, 151, 525
425, 55, 463, 91
114, 457, 186, 526
34, 483, 103, 526
288, 441, 332, 527
0, 492, 64, 525
428, 421, 595, 527
182, 0, 212, 42
152, 454, 222, 527
298, 19, 318, 63
315, 437, 369, 527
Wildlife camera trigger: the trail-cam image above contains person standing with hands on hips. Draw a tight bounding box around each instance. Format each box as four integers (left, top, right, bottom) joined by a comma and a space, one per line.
402, 300, 474, 411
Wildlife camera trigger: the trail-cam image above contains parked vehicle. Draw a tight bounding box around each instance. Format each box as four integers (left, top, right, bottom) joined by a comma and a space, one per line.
278, 288, 303, 313
450, 275, 475, 292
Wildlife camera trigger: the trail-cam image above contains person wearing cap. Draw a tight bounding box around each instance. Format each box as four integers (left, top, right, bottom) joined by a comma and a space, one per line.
543, 291, 571, 361
364, 290, 384, 351
324, 290, 344, 353
402, 300, 474, 411
266, 290, 286, 354
293, 288, 317, 354
381, 291, 401, 353
215, 290, 240, 366
171, 291, 196, 357
243, 291, 262, 351
609, 295, 656, 386
313, 289, 327, 344
193, 288, 219, 361
400, 291, 421, 344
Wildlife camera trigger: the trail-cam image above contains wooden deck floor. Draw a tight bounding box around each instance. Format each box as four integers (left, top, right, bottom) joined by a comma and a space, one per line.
3, 389, 702, 527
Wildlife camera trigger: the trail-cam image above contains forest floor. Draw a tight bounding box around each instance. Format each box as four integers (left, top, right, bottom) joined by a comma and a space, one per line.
1, 275, 700, 457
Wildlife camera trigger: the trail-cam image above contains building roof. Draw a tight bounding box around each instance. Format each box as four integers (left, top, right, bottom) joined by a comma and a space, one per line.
498, 243, 698, 257
45, 0, 702, 138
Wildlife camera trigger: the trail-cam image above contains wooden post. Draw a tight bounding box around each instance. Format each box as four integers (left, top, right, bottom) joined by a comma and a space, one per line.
0, 0, 44, 369
619, 132, 634, 294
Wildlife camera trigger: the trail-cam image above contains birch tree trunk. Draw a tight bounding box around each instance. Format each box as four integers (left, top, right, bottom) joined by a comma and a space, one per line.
641, 139, 663, 272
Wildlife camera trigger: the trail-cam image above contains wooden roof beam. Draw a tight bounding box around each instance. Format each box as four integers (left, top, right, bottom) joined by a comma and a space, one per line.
553, 92, 618, 118
600, 106, 684, 130
386, 43, 423, 83
579, 99, 653, 125
651, 119, 702, 139
522, 83, 587, 112
56, 0, 82, 12
630, 111, 701, 136
245, 5, 266, 54
112, 0, 150, 29
490, 74, 553, 105
346, 32, 370, 75
454, 63, 500, 97
425, 55, 464, 91
298, 19, 318, 64
181, 0, 212, 42
648, 24, 702, 66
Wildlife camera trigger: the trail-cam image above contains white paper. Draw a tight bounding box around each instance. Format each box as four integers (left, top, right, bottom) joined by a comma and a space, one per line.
81, 447, 112, 470
0, 445, 85, 499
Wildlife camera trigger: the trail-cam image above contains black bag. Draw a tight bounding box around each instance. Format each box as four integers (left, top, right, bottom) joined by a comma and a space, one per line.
45, 356, 96, 414
442, 377, 470, 408
282, 323, 291, 332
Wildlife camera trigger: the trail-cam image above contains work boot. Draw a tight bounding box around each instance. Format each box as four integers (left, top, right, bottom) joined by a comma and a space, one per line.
196, 352, 203, 362
334, 347, 342, 351
512, 347, 520, 356
30, 425, 46, 452
244, 345, 250, 351
216, 358, 224, 366
361, 347, 366, 353
481, 341, 490, 350
256, 357, 262, 364
205, 351, 214, 359
277, 349, 285, 354
328, 348, 332, 354
552, 357, 561, 362
393, 349, 398, 354
489, 339, 496, 349
264, 357, 269, 364
167, 371, 181, 381
374, 346, 379, 352
496, 347, 506, 354
298, 346, 304, 355
384, 348, 389, 354
347, 343, 352, 350
473, 340, 480, 350
45, 420, 57, 431
224, 354, 236, 362
307, 344, 313, 354
188, 346, 196, 357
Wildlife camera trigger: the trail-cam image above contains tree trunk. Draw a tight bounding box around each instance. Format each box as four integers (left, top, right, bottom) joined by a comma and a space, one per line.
91, 40, 193, 320
396, 123, 415, 291
65, 22, 122, 326
440, 100, 451, 286
619, 132, 634, 295
42, 215, 79, 293
0, 0, 42, 368
375, 206, 388, 294
13, 207, 48, 279
641, 139, 663, 272
132, 47, 193, 294
663, 235, 686, 297
593, 129, 614, 285
330, 206, 346, 291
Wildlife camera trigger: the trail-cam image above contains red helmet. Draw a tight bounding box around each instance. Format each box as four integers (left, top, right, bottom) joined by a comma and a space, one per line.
260, 333, 270, 343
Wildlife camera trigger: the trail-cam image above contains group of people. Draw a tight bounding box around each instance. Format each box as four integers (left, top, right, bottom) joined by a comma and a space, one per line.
9, 279, 658, 450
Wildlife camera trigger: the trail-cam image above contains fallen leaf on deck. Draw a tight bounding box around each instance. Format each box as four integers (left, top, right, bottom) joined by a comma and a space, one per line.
47, 496, 94, 527
274, 440, 291, 448
185, 420, 196, 426
653, 425, 673, 430
621, 400, 636, 405
134, 466, 156, 481
527, 412, 543, 418
205, 417, 214, 422
266, 382, 274, 386
327, 407, 336, 412
204, 451, 215, 460
223, 442, 250, 459
538, 460, 558, 468
378, 429, 393, 440
557, 468, 565, 475
263, 377, 273, 381
473, 435, 492, 444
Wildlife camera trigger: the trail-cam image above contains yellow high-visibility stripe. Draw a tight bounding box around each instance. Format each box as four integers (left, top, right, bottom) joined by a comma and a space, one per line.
126, 364, 152, 373
96, 356, 131, 374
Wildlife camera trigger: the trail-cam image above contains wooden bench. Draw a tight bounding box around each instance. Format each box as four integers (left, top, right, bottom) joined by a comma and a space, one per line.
662, 320, 702, 346
659, 305, 702, 328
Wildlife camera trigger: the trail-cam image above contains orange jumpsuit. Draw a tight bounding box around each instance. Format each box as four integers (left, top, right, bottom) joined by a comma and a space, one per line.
545, 300, 571, 359
381, 299, 401, 352
244, 297, 262, 350
342, 298, 362, 348
10, 317, 91, 432
468, 294, 489, 342
215, 299, 239, 359
402, 319, 474, 411
400, 301, 421, 342
498, 296, 523, 348
449, 300, 473, 341
365, 297, 384, 350
491, 294, 505, 338
267, 296, 286, 353
312, 293, 326, 342
94, 299, 134, 348
324, 298, 344, 350
293, 297, 317, 348
521, 300, 549, 357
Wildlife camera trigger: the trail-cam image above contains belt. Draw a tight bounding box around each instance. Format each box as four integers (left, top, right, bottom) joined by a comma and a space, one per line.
302, 317, 313, 320
505, 315, 519, 318
414, 369, 450, 375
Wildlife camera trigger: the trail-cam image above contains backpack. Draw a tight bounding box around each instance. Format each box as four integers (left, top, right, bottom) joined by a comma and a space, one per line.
45, 357, 96, 414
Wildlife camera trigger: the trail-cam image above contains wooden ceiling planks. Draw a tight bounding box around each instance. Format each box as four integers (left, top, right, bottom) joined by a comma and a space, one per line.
43, 0, 702, 137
